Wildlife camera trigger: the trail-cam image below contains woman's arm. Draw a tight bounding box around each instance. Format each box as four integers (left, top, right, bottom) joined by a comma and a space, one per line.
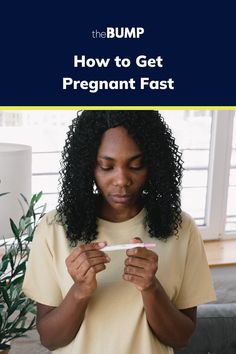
141, 280, 196, 349
37, 285, 89, 351
37, 242, 110, 351
123, 240, 196, 349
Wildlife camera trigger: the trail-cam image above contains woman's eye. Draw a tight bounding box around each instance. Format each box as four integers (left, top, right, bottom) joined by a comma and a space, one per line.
130, 165, 143, 170
100, 166, 113, 171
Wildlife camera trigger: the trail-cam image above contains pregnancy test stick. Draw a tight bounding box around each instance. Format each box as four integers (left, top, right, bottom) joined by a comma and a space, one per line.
102, 243, 156, 252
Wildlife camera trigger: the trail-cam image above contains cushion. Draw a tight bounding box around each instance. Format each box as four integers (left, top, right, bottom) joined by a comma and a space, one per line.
175, 303, 236, 354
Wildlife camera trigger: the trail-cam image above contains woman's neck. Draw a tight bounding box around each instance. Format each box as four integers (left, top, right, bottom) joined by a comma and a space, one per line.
97, 201, 143, 223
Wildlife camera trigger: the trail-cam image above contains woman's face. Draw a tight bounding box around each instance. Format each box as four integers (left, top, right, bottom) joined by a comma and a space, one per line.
94, 126, 148, 221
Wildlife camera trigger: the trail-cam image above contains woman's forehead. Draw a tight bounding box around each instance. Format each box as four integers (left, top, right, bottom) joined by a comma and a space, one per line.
97, 126, 142, 157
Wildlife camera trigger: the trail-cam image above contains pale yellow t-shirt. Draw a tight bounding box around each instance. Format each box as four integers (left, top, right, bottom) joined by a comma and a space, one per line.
23, 209, 216, 354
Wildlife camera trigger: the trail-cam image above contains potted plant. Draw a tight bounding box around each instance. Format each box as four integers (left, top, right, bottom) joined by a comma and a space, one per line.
0, 192, 45, 352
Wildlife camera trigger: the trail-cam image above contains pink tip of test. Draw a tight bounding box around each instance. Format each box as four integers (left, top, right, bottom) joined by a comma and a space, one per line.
102, 243, 156, 252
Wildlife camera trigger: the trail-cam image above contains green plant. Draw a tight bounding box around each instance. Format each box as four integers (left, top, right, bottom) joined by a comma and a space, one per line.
0, 192, 46, 350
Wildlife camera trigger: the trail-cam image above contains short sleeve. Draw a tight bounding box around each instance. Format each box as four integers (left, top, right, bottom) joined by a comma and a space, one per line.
22, 213, 63, 307
174, 218, 216, 309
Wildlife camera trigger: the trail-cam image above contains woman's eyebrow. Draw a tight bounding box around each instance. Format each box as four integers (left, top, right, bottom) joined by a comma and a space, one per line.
97, 153, 143, 161
97, 156, 114, 161
129, 153, 143, 161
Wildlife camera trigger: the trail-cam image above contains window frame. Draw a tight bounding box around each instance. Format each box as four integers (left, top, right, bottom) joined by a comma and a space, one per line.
199, 110, 235, 240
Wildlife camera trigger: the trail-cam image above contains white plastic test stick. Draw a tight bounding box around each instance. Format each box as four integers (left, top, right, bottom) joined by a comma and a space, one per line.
102, 243, 156, 252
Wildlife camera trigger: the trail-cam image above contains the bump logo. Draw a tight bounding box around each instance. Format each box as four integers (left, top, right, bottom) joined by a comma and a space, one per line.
91, 27, 145, 39
106, 27, 144, 38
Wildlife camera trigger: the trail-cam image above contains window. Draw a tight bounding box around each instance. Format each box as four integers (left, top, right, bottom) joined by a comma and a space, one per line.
162, 110, 212, 227
226, 113, 236, 232
161, 110, 235, 239
0, 109, 235, 240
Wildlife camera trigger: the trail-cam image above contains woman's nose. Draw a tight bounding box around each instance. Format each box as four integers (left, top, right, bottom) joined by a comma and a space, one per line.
113, 169, 131, 187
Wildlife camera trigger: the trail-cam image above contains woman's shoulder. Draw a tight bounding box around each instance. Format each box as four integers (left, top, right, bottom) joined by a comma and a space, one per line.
178, 210, 200, 238
39, 209, 62, 225
35, 209, 65, 235
33, 209, 68, 249
180, 210, 196, 227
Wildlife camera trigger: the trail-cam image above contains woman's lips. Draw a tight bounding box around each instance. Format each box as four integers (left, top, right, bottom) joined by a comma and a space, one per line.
110, 194, 131, 203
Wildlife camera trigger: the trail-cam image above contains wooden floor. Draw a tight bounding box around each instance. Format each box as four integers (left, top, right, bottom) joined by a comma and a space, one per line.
11, 330, 50, 354
204, 239, 236, 267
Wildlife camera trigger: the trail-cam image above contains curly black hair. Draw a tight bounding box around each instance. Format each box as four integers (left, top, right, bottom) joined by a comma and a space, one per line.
57, 111, 183, 245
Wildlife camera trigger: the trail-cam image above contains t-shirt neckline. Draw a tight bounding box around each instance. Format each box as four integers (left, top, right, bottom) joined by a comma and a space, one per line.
97, 208, 146, 231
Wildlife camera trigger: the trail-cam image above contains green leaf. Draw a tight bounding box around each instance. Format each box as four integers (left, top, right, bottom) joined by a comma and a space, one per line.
30, 194, 37, 205
10, 219, 23, 253
26, 205, 34, 218
11, 274, 25, 286
7, 251, 15, 272
0, 258, 8, 274
0, 192, 10, 197
9, 219, 20, 239
15, 262, 26, 273
19, 193, 29, 205
0, 191, 45, 344
1, 288, 11, 308
34, 191, 43, 203
23, 217, 32, 229
19, 217, 26, 231
27, 316, 36, 329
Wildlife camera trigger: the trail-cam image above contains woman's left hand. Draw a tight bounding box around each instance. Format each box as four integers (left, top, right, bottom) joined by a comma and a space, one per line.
123, 238, 158, 291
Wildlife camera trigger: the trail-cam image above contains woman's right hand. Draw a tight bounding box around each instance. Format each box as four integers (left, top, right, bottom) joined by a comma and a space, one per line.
37, 242, 110, 351
65, 242, 110, 300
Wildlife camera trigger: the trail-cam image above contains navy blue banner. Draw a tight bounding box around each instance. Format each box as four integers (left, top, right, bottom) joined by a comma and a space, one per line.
0, 2, 235, 106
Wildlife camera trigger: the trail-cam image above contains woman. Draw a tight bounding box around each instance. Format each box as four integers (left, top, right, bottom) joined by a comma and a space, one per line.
23, 111, 216, 354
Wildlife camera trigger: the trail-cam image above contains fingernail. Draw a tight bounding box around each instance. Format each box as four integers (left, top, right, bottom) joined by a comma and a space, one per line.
98, 242, 106, 247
